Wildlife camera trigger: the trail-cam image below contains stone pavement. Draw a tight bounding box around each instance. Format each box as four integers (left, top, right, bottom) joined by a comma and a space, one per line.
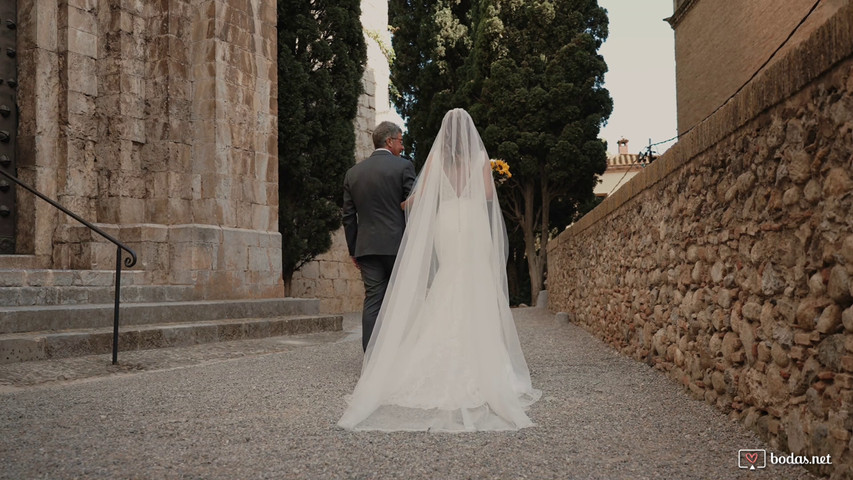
0, 307, 818, 479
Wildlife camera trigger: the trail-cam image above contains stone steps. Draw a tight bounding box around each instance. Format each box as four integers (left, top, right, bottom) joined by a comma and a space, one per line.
0, 297, 342, 364
0, 269, 193, 307
0, 314, 342, 364
0, 284, 201, 307
0, 268, 145, 287
0, 298, 320, 334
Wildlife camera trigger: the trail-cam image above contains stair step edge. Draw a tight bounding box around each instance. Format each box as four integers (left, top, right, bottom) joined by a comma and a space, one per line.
0, 298, 322, 334
0, 315, 342, 364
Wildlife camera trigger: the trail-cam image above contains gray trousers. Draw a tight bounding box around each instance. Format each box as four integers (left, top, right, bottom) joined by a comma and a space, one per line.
357, 255, 396, 351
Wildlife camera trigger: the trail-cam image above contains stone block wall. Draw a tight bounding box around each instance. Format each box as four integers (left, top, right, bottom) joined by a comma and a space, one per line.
9, 0, 283, 300
548, 6, 853, 477
290, 229, 364, 314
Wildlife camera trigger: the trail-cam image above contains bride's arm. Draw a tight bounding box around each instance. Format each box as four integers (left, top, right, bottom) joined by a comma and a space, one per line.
483, 156, 495, 201
400, 154, 434, 209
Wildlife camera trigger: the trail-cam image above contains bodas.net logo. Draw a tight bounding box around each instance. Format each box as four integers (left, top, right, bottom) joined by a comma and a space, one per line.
738, 449, 767, 470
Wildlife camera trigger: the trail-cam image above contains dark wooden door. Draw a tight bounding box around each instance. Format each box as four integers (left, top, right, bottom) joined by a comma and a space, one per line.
0, 1, 17, 254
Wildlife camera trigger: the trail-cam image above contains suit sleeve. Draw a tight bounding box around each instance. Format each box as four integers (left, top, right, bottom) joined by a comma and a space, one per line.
401, 159, 416, 199
342, 174, 357, 257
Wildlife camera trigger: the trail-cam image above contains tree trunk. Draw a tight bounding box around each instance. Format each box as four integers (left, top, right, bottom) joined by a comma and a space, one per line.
519, 182, 545, 305
507, 253, 519, 302
538, 168, 550, 305
526, 245, 544, 306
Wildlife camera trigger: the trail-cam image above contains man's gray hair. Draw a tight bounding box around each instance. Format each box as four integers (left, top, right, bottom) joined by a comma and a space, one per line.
373, 121, 402, 149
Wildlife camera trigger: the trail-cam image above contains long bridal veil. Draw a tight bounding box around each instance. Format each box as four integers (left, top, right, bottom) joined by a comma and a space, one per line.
338, 109, 540, 432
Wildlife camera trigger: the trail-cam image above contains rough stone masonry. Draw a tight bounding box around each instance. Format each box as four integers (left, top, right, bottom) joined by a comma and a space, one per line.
549, 5, 853, 479
10, 0, 282, 300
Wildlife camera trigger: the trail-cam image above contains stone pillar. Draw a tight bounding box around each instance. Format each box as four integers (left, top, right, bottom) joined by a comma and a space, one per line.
8, 0, 283, 300
15, 0, 61, 266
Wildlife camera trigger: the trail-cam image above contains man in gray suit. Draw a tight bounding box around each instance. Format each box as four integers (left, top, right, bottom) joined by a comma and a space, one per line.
343, 121, 416, 351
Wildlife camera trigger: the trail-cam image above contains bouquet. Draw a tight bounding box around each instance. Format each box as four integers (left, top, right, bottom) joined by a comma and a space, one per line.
490, 159, 512, 185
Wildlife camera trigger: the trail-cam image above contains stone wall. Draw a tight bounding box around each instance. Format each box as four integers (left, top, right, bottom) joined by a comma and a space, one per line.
10, 0, 283, 300
290, 229, 363, 314
548, 5, 853, 478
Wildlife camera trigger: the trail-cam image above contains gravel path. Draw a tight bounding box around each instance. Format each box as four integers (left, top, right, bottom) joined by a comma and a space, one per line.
0, 308, 816, 479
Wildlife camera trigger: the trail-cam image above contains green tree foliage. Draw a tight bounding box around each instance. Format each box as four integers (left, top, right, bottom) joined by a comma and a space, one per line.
461, 0, 612, 304
277, 0, 366, 294
389, 0, 474, 168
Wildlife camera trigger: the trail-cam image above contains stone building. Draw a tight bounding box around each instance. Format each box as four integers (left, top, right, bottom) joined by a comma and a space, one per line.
549, 1, 853, 477
0, 0, 411, 317
670, 0, 848, 134
1, 0, 282, 301
593, 138, 645, 198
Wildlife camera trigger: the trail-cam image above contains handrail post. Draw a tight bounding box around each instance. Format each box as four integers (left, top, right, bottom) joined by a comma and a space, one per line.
113, 245, 122, 365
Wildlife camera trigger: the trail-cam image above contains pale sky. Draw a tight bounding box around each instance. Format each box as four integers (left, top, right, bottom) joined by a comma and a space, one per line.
598, 0, 678, 156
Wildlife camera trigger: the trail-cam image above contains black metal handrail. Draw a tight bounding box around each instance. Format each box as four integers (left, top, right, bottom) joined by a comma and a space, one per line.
0, 169, 138, 364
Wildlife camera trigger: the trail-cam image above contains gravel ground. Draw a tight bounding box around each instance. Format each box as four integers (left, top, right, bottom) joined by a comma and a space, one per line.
0, 308, 817, 479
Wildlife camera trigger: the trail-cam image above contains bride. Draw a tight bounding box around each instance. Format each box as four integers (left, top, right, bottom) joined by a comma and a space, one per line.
338, 109, 540, 432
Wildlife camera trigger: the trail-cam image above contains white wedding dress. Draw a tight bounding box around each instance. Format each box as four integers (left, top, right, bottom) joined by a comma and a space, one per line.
338, 109, 540, 432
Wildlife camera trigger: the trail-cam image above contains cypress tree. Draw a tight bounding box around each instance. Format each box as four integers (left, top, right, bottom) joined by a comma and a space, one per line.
277, 0, 367, 294
462, 0, 613, 304
389, 0, 474, 168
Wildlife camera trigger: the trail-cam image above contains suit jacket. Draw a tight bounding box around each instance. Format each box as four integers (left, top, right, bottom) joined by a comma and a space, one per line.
342, 150, 416, 258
